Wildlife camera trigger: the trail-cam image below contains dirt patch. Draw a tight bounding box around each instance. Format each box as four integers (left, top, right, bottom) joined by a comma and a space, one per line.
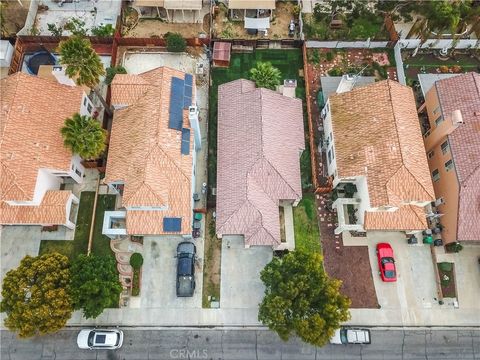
1, 0, 30, 37
213, 1, 298, 39
279, 206, 286, 243
202, 210, 222, 308
127, 19, 208, 38
437, 262, 456, 299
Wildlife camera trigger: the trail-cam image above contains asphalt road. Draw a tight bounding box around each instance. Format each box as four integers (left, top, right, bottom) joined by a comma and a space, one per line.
1, 328, 479, 360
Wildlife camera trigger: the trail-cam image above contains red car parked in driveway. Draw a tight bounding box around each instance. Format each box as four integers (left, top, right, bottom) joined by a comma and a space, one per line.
376, 243, 397, 282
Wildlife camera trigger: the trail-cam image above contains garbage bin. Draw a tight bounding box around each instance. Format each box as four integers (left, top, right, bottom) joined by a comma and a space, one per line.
423, 235, 433, 244
434, 239, 443, 247
407, 236, 418, 245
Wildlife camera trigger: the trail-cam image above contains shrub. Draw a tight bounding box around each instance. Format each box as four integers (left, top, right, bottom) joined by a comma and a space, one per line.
445, 242, 463, 253
165, 32, 186, 52
130, 253, 144, 270
328, 67, 344, 76
105, 65, 127, 85
326, 51, 334, 62
440, 274, 451, 287
439, 262, 453, 272
92, 24, 115, 37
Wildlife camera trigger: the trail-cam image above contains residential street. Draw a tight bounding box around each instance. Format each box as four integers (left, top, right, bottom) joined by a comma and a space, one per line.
1, 328, 479, 360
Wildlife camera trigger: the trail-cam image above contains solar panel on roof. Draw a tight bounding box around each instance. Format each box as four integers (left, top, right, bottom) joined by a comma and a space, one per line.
181, 128, 190, 155
183, 75, 193, 109
185, 74, 193, 87
163, 217, 182, 232
169, 77, 185, 130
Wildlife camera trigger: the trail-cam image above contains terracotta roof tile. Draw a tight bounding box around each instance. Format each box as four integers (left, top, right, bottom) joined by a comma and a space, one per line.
435, 72, 480, 241
105, 67, 194, 235
329, 80, 435, 214
0, 190, 73, 225
216, 79, 304, 246
364, 205, 428, 231
0, 72, 83, 202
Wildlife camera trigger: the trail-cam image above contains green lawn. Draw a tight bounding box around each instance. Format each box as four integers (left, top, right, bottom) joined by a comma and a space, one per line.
293, 193, 321, 254
39, 192, 116, 261
91, 194, 117, 259
39, 191, 95, 261
208, 49, 307, 203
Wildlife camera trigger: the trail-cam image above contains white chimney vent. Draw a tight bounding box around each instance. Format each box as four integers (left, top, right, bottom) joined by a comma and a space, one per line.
451, 110, 463, 125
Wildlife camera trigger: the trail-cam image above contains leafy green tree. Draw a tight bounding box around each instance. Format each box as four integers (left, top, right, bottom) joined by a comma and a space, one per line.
258, 250, 351, 347
0, 253, 73, 338
129, 253, 144, 270
58, 35, 105, 89
70, 255, 122, 319
61, 113, 106, 159
92, 23, 115, 37
166, 32, 187, 52
105, 65, 127, 85
249, 62, 282, 90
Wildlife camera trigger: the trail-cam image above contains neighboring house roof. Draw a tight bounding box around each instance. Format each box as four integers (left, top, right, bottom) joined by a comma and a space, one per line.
364, 205, 428, 231
435, 72, 480, 241
0, 72, 83, 206
329, 80, 435, 210
1, 190, 73, 225
228, 0, 276, 10
105, 67, 194, 235
216, 79, 304, 246
417, 73, 460, 98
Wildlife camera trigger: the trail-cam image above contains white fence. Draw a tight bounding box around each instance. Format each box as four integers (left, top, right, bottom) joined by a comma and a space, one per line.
394, 42, 406, 85
306, 40, 390, 48
17, 0, 39, 36
398, 39, 479, 50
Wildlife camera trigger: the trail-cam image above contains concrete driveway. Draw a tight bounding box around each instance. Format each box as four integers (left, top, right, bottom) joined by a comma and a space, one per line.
367, 231, 440, 312
0, 226, 42, 281
220, 236, 273, 309
140, 236, 203, 309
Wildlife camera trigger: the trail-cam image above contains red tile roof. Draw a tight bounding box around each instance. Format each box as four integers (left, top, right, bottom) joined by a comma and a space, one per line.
435, 72, 480, 241
105, 67, 194, 235
216, 79, 304, 246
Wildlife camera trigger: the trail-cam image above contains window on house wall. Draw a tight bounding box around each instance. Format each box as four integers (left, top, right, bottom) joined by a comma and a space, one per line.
83, 97, 87, 106
327, 149, 333, 164
441, 140, 450, 155
432, 169, 440, 182
87, 103, 93, 113
435, 115, 444, 127
427, 150, 435, 159
75, 168, 82, 177
445, 159, 454, 172
433, 106, 440, 115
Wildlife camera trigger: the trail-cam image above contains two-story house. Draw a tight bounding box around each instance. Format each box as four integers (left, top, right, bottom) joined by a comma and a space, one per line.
322, 79, 435, 236
420, 72, 480, 244
216, 79, 304, 248
0, 72, 95, 229
102, 67, 201, 238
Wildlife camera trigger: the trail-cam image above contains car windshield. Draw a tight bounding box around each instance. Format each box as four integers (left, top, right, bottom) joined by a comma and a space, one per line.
381, 257, 394, 264
87, 331, 95, 347
385, 270, 396, 278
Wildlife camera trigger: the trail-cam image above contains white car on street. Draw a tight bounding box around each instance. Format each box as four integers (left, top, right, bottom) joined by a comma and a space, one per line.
330, 327, 371, 345
77, 329, 124, 350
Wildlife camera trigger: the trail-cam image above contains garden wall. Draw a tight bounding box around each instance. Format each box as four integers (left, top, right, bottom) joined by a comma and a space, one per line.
306, 40, 390, 48
394, 42, 406, 85
17, 0, 39, 36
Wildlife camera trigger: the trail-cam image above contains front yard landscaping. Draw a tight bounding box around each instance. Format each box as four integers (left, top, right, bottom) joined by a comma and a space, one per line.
39, 191, 95, 261
293, 193, 321, 254
437, 262, 457, 299
91, 194, 117, 259
202, 210, 222, 308
209, 49, 306, 204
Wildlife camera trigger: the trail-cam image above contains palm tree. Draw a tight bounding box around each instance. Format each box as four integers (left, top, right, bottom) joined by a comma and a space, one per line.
249, 62, 282, 91
61, 113, 106, 160
58, 36, 111, 115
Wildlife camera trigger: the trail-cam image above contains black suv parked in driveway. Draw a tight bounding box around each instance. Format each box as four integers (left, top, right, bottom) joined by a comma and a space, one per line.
176, 242, 196, 297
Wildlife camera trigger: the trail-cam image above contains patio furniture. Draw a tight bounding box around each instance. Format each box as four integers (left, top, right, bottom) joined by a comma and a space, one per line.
192, 229, 201, 238
193, 221, 201, 230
